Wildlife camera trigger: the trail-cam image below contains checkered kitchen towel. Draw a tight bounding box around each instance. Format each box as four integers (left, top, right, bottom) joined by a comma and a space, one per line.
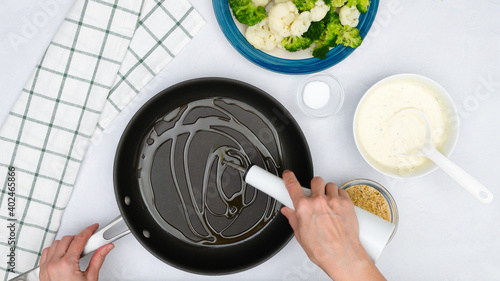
0, 0, 204, 279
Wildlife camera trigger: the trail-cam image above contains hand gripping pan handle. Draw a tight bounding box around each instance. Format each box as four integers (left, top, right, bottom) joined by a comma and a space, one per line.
9, 216, 130, 281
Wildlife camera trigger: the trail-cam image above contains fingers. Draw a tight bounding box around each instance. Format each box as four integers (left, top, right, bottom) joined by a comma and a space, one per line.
310, 177, 325, 196
40, 240, 59, 280
281, 207, 298, 228
325, 182, 339, 197
53, 235, 75, 260
45, 240, 60, 263
284, 170, 341, 201
280, 207, 301, 241
338, 188, 352, 203
86, 243, 114, 280
40, 247, 49, 265
39, 223, 105, 281
282, 170, 305, 205
66, 223, 99, 258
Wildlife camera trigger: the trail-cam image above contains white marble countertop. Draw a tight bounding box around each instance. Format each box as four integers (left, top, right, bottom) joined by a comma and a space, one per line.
1, 0, 500, 280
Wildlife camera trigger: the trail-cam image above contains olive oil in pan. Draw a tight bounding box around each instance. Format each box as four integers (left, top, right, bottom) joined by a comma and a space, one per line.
137, 98, 283, 246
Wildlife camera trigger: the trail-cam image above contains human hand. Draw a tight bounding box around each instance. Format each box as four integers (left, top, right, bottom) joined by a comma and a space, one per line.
280, 171, 385, 281
39, 223, 114, 281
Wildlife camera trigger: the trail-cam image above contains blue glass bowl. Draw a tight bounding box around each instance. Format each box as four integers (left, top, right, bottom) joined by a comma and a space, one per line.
213, 0, 379, 74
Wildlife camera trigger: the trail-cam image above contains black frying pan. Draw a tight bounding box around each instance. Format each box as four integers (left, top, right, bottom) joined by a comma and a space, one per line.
114, 77, 313, 274
13, 77, 314, 280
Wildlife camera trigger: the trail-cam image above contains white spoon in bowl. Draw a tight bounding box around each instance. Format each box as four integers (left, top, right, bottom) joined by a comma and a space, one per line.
390, 108, 493, 204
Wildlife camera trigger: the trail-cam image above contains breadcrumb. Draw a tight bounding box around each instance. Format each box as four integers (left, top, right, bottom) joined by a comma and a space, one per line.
345, 184, 391, 222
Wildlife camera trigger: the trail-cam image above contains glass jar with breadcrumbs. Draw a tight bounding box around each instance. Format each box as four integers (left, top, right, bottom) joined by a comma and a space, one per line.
340, 179, 399, 243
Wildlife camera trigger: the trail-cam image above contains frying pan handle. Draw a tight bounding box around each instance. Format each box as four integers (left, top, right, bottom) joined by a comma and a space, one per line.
82, 215, 131, 256
8, 216, 131, 281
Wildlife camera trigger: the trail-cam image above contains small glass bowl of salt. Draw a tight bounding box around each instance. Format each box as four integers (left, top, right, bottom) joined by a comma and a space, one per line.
297, 73, 344, 117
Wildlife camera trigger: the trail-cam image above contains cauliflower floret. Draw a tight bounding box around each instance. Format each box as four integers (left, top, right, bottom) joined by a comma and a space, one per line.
290, 11, 312, 36
245, 18, 284, 51
268, 1, 299, 37
310, 0, 330, 22
339, 5, 360, 27
274, 0, 291, 3
251, 0, 271, 7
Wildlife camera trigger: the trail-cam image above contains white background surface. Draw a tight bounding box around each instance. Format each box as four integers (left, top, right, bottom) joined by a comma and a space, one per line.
1, 0, 500, 280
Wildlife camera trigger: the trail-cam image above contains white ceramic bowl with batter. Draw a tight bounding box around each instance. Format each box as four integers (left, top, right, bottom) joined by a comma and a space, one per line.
353, 74, 460, 178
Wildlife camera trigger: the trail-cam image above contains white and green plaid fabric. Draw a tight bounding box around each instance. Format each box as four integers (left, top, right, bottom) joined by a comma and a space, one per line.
0, 0, 204, 279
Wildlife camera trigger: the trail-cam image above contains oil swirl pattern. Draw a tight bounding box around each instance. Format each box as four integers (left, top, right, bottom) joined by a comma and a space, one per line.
137, 98, 283, 245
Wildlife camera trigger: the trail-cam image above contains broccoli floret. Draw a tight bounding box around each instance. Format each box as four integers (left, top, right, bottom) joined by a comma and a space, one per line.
228, 0, 267, 26
281, 36, 313, 52
326, 11, 342, 29
292, 0, 316, 12
323, 20, 342, 46
325, 0, 347, 8
346, 0, 357, 7
305, 0, 365, 58
320, 4, 340, 24
336, 25, 362, 48
303, 21, 325, 41
345, 0, 370, 13
306, 6, 339, 38
312, 45, 330, 59
320, 12, 342, 45
312, 14, 343, 58
356, 0, 370, 13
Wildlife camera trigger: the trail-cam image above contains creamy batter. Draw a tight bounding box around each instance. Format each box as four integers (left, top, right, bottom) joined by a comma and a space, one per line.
355, 78, 451, 176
